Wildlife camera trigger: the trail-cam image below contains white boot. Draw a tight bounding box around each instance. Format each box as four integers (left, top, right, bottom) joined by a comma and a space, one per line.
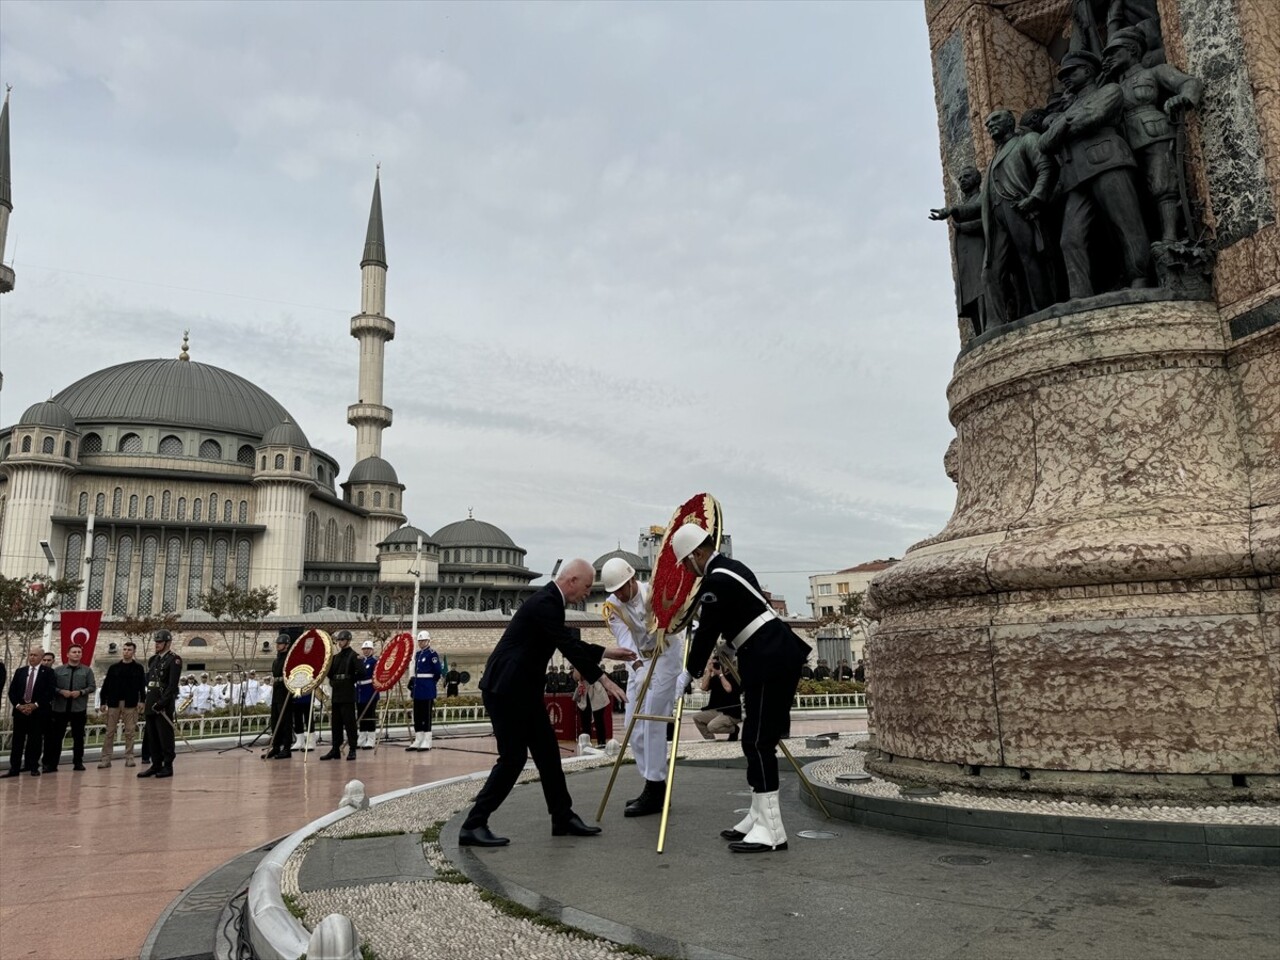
405, 732, 423, 752
722, 792, 759, 841
305, 732, 317, 751
422, 731, 432, 751
292, 732, 304, 750
730, 790, 787, 852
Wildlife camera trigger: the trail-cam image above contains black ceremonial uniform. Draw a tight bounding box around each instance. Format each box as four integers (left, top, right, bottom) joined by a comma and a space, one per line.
142, 648, 183, 773
688, 553, 810, 794
268, 647, 292, 757
326, 645, 360, 757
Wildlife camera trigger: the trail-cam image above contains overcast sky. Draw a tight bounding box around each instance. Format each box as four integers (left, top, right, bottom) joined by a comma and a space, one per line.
0, 0, 960, 611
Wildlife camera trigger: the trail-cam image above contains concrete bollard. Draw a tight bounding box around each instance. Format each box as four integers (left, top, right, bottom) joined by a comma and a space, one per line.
339, 779, 369, 811
307, 913, 361, 960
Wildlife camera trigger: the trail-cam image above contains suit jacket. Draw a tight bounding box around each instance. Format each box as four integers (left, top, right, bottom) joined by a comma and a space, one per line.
1040, 82, 1135, 193
8, 664, 56, 716
978, 132, 1056, 268
480, 583, 605, 701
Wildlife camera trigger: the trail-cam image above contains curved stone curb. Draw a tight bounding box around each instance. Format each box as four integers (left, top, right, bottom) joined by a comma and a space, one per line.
246, 753, 606, 959
799, 761, 1280, 866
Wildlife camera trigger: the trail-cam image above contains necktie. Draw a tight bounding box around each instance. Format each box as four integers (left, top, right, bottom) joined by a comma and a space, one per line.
24, 668, 36, 702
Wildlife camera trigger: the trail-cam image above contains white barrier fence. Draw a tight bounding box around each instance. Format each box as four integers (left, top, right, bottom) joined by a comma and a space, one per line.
0, 692, 865, 752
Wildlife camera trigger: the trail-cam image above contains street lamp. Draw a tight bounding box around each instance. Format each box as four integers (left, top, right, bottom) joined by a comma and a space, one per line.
39, 539, 56, 653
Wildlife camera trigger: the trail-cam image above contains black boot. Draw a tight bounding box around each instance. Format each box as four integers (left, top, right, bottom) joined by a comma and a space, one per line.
625, 780, 666, 817
347, 747, 357, 760
320, 749, 340, 760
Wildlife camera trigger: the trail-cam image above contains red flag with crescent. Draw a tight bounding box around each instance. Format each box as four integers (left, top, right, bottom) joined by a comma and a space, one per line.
60, 610, 104, 666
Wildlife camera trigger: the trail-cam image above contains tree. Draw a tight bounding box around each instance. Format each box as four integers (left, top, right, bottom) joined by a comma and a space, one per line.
197, 583, 278, 672
117, 611, 183, 661
0, 573, 83, 671
816, 590, 876, 658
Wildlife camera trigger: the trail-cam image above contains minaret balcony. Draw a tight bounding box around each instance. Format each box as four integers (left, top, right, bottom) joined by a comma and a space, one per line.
347, 403, 393, 427
350, 314, 395, 340
0, 263, 13, 294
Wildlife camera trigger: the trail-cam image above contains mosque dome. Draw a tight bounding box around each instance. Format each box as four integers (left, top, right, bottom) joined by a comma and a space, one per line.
18, 399, 78, 431
348, 456, 400, 485
432, 516, 519, 550
380, 525, 438, 549
260, 418, 310, 448
52, 358, 294, 437
592, 548, 649, 574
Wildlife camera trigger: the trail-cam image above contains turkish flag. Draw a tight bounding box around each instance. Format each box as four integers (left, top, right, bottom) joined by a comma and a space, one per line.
60, 610, 104, 666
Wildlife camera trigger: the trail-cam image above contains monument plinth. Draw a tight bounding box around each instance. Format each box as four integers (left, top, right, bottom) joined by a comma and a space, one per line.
870, 0, 1279, 800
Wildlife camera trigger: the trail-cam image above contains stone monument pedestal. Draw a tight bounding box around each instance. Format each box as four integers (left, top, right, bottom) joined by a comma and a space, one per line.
867, 297, 1279, 800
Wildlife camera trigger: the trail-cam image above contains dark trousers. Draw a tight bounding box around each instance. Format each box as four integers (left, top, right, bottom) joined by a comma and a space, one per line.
8, 710, 48, 772
987, 198, 1055, 324
412, 699, 434, 732
358, 697, 378, 731
44, 711, 87, 769
330, 701, 357, 750
464, 691, 573, 829
293, 700, 314, 734
1061, 169, 1151, 297
577, 706, 607, 745
737, 626, 808, 793
143, 707, 176, 767
269, 691, 293, 753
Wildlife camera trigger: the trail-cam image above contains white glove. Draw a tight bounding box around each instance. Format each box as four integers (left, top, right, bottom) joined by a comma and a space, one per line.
676, 670, 692, 693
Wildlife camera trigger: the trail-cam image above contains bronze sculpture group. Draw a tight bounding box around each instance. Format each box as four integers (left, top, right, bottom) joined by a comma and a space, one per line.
931, 13, 1204, 340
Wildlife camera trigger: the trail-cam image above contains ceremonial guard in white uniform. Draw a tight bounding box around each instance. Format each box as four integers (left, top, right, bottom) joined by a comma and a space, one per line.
601, 557, 685, 817
356, 640, 379, 748
672, 524, 811, 853
193, 674, 212, 713
245, 672, 262, 708
211, 676, 228, 710
407, 631, 441, 751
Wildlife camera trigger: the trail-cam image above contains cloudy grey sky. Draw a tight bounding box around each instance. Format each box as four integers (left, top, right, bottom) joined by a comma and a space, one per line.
0, 0, 960, 611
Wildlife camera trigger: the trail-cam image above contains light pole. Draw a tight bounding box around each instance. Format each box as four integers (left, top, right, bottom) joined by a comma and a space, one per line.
39, 539, 56, 653
409, 535, 423, 637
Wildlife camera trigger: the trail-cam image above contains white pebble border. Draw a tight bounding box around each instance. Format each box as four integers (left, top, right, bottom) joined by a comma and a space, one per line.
806, 736, 1280, 825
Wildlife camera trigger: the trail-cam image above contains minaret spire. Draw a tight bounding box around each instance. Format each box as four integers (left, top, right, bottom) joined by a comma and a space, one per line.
0, 85, 14, 295
348, 167, 395, 462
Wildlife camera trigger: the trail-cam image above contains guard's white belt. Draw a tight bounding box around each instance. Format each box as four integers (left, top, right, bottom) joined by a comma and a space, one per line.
357, 679, 373, 685
727, 612, 776, 652
415, 673, 436, 678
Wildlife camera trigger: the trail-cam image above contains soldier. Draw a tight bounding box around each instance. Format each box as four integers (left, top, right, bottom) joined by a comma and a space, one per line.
444, 664, 461, 698
193, 673, 212, 713
601, 556, 685, 817
1102, 27, 1202, 242
356, 640, 379, 749
138, 630, 182, 779
672, 523, 812, 854
265, 633, 293, 760
407, 631, 442, 751
321, 630, 360, 761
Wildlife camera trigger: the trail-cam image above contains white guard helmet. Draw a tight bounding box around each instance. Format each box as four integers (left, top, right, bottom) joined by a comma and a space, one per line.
671, 523, 710, 563
417, 630, 431, 642
601, 557, 636, 593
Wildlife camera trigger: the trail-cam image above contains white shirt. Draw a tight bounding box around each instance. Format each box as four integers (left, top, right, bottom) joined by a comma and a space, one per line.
193, 683, 211, 712
605, 582, 660, 656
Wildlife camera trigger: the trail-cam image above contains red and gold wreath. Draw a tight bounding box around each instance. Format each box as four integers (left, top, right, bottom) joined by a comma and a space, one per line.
373, 632, 414, 693
647, 492, 723, 636
284, 628, 333, 695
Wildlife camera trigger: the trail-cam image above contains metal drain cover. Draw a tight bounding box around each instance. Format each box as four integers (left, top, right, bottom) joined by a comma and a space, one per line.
939, 854, 991, 866
901, 785, 942, 798
1165, 875, 1223, 889
797, 830, 840, 840
837, 773, 872, 783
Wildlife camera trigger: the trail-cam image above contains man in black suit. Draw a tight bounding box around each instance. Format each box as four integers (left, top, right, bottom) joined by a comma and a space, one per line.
5, 647, 56, 777
459, 558, 633, 847
673, 524, 812, 854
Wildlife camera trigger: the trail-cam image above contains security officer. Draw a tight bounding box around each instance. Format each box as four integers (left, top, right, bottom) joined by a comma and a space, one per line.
138, 630, 183, 779
321, 630, 360, 761
265, 632, 293, 760
406, 630, 442, 751
444, 664, 461, 698
672, 523, 811, 853
356, 640, 379, 749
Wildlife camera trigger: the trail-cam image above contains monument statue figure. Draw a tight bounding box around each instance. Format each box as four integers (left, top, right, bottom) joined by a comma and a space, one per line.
929, 166, 987, 337
1038, 51, 1152, 299
1102, 27, 1203, 242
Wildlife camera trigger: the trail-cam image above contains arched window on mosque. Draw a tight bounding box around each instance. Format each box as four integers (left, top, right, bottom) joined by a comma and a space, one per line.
293, 456, 302, 471
373, 491, 382, 507
95, 492, 106, 516
112, 536, 133, 615
344, 525, 355, 562
138, 536, 158, 615
163, 538, 181, 612
358, 595, 369, 614
119, 433, 143, 453
64, 534, 83, 608
357, 491, 365, 507
80, 433, 102, 454
21, 436, 31, 453
389, 493, 396, 508
239, 500, 248, 523
188, 538, 206, 602
423, 596, 435, 613
212, 538, 229, 586
161, 490, 171, 519
336, 596, 347, 611
86, 533, 109, 610
177, 497, 187, 520
64, 440, 72, 458
236, 540, 251, 590
145, 495, 155, 519
237, 444, 254, 465
303, 595, 315, 614
78, 492, 88, 516
224, 500, 233, 522
193, 498, 202, 521
325, 519, 338, 561
42, 436, 55, 455
112, 488, 123, 517
465, 548, 472, 563
199, 439, 222, 459
305, 512, 319, 561
209, 494, 219, 520
159, 435, 184, 456
128, 495, 138, 518
275, 453, 285, 470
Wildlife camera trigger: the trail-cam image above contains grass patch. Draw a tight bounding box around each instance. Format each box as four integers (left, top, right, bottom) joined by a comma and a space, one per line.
420, 820, 445, 844
281, 891, 307, 921
340, 829, 406, 841
475, 890, 675, 958
360, 941, 379, 960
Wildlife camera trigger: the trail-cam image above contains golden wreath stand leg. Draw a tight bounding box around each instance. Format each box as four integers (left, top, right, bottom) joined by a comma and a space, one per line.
718, 655, 831, 820
654, 631, 696, 854
595, 629, 664, 823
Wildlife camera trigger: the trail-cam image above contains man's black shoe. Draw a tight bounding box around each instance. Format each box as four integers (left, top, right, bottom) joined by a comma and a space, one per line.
273, 750, 292, 760
458, 825, 510, 847
137, 766, 160, 778
73, 763, 86, 771
552, 813, 602, 837
1, 769, 20, 778
319, 750, 340, 761
727, 730, 740, 741
29, 769, 40, 777
263, 749, 280, 760
155, 766, 173, 779
347, 749, 357, 761
729, 839, 787, 853
720, 828, 747, 841
42, 766, 57, 774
